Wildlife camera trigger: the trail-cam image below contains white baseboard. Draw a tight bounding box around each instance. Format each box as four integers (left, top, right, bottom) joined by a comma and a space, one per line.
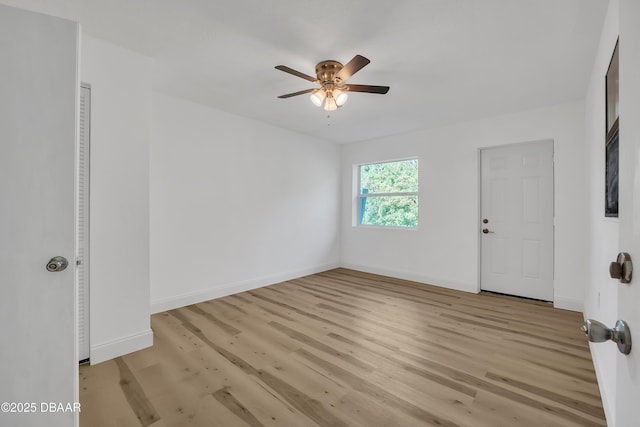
339, 262, 479, 294
150, 263, 340, 314
553, 296, 583, 312
90, 329, 153, 365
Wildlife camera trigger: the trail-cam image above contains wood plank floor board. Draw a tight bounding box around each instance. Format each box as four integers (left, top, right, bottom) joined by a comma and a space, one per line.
312, 275, 576, 341
487, 347, 599, 389
169, 312, 365, 427
174, 326, 344, 426
467, 390, 588, 427
80, 269, 605, 426
290, 279, 572, 350
284, 326, 480, 415
326, 331, 479, 399
182, 346, 319, 427
258, 291, 493, 378
80, 361, 145, 427
308, 275, 456, 311
292, 348, 461, 427
390, 350, 604, 427
324, 390, 432, 427
271, 282, 499, 366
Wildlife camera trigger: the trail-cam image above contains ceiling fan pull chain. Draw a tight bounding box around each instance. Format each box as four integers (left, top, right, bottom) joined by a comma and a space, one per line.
327, 114, 331, 126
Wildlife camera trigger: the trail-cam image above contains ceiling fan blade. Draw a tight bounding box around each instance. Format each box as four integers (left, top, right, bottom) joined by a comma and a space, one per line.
336, 55, 370, 81
346, 84, 390, 94
277, 88, 315, 99
275, 65, 317, 83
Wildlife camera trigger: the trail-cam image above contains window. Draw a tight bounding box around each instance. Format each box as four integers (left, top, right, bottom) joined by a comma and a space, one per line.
357, 158, 418, 228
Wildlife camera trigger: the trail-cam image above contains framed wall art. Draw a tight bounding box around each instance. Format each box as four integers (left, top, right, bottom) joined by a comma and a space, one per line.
605, 40, 619, 218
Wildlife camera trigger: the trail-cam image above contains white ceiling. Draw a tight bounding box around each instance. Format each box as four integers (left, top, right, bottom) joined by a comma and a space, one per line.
3, 0, 608, 143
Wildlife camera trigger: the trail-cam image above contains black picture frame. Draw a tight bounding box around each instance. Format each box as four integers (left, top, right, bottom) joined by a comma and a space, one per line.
606, 41, 619, 134
605, 40, 619, 217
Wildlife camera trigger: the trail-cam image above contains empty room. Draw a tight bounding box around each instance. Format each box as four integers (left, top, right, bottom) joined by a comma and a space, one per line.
2, 0, 639, 426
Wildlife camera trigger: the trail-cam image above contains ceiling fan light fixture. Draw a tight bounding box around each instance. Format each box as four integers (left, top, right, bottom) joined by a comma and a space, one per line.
324, 96, 338, 111
310, 89, 326, 107
333, 88, 348, 106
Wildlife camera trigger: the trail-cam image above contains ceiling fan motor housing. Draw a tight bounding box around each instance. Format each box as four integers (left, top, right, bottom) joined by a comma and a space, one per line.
315, 60, 344, 86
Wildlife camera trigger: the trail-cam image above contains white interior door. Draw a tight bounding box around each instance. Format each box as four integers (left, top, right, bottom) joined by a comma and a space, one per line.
0, 5, 79, 427
480, 141, 554, 301
614, 1, 640, 423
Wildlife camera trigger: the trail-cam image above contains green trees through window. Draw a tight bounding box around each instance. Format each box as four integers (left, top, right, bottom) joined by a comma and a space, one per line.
358, 159, 418, 228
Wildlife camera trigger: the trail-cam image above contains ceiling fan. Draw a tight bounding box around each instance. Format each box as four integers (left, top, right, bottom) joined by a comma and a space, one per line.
275, 54, 390, 111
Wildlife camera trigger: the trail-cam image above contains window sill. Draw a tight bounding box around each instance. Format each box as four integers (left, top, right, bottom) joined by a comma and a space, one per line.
355, 225, 419, 231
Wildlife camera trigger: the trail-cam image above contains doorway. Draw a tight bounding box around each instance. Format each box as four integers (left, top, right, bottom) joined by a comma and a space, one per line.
480, 140, 554, 301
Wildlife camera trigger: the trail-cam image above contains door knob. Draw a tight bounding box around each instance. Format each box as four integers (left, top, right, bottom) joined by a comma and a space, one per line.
610, 252, 632, 283
482, 228, 494, 234
46, 256, 68, 272
581, 319, 632, 355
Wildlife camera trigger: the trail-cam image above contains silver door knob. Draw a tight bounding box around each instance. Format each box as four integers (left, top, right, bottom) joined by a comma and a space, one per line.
46, 256, 68, 272
581, 319, 632, 355
610, 252, 632, 283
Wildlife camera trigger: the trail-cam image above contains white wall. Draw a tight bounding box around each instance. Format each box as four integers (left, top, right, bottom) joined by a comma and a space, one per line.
341, 100, 588, 311
81, 36, 152, 363
583, 0, 619, 424
150, 92, 340, 312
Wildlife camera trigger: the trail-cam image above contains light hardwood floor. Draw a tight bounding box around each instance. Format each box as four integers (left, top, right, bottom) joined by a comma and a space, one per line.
80, 268, 606, 426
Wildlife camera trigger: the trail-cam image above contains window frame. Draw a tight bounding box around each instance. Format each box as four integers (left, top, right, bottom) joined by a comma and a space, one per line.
356, 157, 419, 229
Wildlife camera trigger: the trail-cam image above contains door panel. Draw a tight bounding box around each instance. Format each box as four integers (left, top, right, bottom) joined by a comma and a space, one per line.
481, 141, 554, 301
0, 5, 79, 427
490, 239, 507, 274
490, 178, 508, 222
522, 239, 540, 278
522, 176, 540, 223
615, 0, 640, 423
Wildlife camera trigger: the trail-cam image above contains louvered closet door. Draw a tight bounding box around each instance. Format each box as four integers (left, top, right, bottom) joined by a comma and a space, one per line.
78, 84, 91, 362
